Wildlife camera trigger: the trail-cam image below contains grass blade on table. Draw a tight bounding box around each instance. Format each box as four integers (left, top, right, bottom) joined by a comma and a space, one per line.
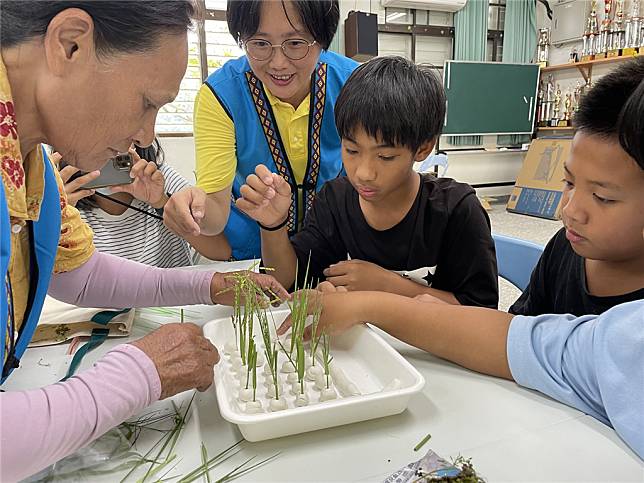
120, 393, 195, 483
200, 442, 211, 483
176, 441, 244, 483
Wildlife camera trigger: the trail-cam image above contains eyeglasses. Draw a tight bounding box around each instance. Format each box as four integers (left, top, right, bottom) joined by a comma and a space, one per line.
244, 38, 317, 61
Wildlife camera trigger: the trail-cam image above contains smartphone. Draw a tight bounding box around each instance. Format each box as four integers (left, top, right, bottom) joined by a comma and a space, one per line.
66, 154, 134, 189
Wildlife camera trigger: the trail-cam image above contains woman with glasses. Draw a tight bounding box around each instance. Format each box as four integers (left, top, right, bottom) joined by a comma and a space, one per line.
163, 0, 358, 261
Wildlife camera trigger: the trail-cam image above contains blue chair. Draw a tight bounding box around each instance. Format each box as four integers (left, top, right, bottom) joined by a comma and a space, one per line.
417, 152, 449, 177
492, 234, 544, 291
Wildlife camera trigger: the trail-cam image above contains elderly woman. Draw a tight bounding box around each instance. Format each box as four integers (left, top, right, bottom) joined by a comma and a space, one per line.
0, 2, 286, 480
163, 0, 358, 260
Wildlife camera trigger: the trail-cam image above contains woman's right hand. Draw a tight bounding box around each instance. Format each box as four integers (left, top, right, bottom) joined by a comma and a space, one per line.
131, 323, 219, 399
235, 164, 292, 228
55, 152, 100, 207
163, 186, 209, 237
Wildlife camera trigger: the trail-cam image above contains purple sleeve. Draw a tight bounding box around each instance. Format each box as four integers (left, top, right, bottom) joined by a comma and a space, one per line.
0, 344, 161, 481
48, 251, 213, 307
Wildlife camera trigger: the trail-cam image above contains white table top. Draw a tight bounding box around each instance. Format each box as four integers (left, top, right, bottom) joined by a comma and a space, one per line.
4, 261, 642, 481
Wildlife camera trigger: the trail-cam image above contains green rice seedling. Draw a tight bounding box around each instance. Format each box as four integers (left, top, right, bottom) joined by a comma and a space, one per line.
321, 331, 333, 390
296, 339, 306, 394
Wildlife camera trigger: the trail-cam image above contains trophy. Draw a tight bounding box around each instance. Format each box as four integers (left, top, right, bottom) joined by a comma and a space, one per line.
624, 0, 642, 55
597, 0, 614, 58
543, 75, 555, 126
582, 0, 601, 60
569, 47, 580, 63
537, 28, 550, 67
563, 92, 573, 126
573, 81, 583, 113
552, 84, 562, 127
609, 0, 626, 56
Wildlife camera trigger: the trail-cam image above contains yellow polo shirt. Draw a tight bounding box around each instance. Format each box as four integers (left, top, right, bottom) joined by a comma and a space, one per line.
1, 58, 94, 354
194, 83, 311, 194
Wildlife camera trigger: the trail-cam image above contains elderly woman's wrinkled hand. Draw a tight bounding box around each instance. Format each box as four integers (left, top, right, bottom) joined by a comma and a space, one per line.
209, 270, 290, 306
131, 323, 219, 400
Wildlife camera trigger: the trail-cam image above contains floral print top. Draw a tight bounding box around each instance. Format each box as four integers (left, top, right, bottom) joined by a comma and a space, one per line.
1, 56, 94, 343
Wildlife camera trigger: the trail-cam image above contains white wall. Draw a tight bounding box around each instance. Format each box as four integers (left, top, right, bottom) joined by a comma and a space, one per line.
158, 136, 197, 184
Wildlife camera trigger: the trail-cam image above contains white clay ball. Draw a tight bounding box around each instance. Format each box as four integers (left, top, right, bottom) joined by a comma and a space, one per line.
238, 388, 253, 402
262, 363, 273, 377
280, 361, 296, 373
286, 372, 299, 384
269, 398, 288, 412
295, 394, 309, 407
305, 365, 323, 381
245, 400, 263, 414
320, 387, 337, 402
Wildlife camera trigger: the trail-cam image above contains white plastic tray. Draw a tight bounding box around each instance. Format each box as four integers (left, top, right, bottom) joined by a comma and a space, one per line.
203, 308, 425, 442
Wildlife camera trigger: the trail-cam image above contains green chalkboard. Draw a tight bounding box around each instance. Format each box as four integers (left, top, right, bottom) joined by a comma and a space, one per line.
442, 61, 540, 136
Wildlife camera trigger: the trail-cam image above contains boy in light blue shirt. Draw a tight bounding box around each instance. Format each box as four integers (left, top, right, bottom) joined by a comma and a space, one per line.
508, 301, 643, 458
279, 62, 644, 459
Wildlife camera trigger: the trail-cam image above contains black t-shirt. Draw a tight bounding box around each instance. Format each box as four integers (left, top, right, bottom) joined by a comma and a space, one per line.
510, 227, 644, 316
291, 174, 499, 308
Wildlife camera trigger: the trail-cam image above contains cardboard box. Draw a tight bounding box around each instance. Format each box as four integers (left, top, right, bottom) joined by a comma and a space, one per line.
507, 138, 571, 220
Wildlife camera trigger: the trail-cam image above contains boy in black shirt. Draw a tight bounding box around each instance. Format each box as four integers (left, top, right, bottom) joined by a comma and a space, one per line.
236, 56, 498, 308
511, 58, 644, 316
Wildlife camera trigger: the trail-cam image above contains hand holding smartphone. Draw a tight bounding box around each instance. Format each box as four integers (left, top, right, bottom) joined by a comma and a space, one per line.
64, 153, 135, 189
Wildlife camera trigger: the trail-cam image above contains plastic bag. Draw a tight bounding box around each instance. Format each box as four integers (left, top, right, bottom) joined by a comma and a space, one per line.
24, 426, 142, 482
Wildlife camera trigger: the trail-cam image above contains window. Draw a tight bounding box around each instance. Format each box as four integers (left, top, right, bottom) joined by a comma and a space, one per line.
416, 36, 452, 66
155, 7, 241, 135
488, 1, 506, 62
378, 8, 454, 65
378, 33, 413, 59
205, 19, 243, 76
156, 30, 202, 134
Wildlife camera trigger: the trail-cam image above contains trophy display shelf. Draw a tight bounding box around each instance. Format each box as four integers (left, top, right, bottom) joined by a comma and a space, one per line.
540, 52, 644, 82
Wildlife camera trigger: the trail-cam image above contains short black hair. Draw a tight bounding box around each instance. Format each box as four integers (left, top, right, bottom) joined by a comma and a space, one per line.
0, 1, 195, 55
335, 56, 446, 152
617, 79, 644, 170
227, 0, 339, 50
574, 57, 644, 170
136, 138, 165, 167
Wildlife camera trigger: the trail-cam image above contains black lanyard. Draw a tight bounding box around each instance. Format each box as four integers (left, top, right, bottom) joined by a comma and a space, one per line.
94, 192, 164, 221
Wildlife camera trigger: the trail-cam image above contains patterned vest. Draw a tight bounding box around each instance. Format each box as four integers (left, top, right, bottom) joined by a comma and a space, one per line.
1, 149, 61, 382
204, 51, 358, 260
